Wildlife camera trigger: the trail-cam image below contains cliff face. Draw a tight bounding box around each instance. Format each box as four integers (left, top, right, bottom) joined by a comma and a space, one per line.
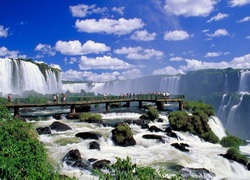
0, 58, 62, 95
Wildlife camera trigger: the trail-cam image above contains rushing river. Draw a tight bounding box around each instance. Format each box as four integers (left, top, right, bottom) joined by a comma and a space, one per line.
26, 105, 250, 180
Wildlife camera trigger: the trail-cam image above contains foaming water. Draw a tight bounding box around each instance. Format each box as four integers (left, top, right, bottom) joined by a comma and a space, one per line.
30, 113, 250, 180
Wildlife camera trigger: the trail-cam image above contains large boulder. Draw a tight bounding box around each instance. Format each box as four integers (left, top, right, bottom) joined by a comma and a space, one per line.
142, 134, 165, 143
49, 121, 72, 131
63, 149, 87, 169
36, 126, 51, 135
75, 132, 101, 140
89, 141, 100, 150
111, 122, 136, 146
75, 105, 91, 112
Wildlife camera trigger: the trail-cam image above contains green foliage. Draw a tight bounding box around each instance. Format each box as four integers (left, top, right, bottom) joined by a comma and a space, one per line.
95, 156, 165, 180
201, 130, 220, 144
220, 135, 246, 148
142, 106, 159, 121
169, 101, 219, 144
0, 97, 8, 105
225, 147, 248, 165
79, 112, 102, 122
184, 101, 215, 117
0, 105, 13, 120
0, 108, 73, 179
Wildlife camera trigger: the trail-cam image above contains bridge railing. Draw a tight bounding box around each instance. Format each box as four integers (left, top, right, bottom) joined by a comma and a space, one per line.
7, 94, 185, 105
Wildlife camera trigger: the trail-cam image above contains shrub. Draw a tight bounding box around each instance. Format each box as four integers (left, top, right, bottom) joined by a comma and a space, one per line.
79, 112, 102, 123
141, 106, 159, 121
95, 156, 166, 180
201, 130, 220, 144
225, 147, 248, 165
220, 135, 246, 148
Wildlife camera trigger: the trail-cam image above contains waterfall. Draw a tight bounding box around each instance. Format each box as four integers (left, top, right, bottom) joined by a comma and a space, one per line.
225, 94, 244, 134
62, 75, 181, 95
0, 58, 61, 95
239, 70, 250, 93
159, 76, 180, 94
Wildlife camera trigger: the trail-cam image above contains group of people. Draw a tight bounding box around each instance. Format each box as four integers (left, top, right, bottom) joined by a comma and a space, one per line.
53, 93, 66, 103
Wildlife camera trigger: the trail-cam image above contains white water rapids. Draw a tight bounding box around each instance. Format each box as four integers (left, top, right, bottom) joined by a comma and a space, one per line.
29, 112, 250, 180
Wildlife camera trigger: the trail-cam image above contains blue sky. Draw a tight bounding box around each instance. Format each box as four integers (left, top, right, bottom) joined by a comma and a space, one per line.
1, 0, 250, 82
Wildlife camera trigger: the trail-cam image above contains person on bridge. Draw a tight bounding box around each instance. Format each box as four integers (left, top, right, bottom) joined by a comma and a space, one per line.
8, 94, 11, 103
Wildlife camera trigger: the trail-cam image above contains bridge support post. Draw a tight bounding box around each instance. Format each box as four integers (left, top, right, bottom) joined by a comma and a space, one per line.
138, 101, 142, 108
179, 101, 184, 111
156, 101, 164, 111
126, 101, 130, 107
70, 104, 76, 113
14, 107, 19, 117
106, 103, 110, 112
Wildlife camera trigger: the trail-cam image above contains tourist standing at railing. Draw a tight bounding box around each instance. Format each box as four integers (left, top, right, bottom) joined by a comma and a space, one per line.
8, 94, 11, 103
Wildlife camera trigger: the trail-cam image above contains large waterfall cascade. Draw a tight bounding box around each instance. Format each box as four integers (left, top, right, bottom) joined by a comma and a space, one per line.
0, 58, 62, 95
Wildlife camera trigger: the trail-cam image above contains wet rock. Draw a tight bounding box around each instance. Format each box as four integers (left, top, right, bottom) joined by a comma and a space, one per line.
171, 143, 190, 152
20, 108, 34, 113
111, 122, 136, 146
53, 114, 62, 120
63, 149, 87, 170
141, 123, 149, 129
36, 126, 51, 135
148, 125, 164, 132
50, 121, 72, 131
75, 132, 101, 140
66, 113, 80, 119
89, 141, 100, 150
142, 134, 165, 143
92, 159, 111, 169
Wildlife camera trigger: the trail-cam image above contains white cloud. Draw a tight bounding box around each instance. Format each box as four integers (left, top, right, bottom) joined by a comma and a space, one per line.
238, 16, 250, 23
170, 56, 184, 61
0, 25, 9, 38
115, 46, 163, 60
164, 0, 218, 17
206, 28, 229, 38
49, 63, 61, 70
112, 7, 125, 15
178, 54, 250, 72
246, 36, 250, 39
79, 55, 134, 70
153, 66, 184, 75
55, 40, 110, 55
69, 4, 107, 17
64, 57, 78, 65
130, 30, 156, 41
88, 71, 120, 82
35, 43, 56, 56
228, 0, 250, 7
118, 69, 143, 80
205, 52, 222, 57
207, 13, 229, 22
0, 46, 21, 58
75, 18, 144, 35
164, 30, 190, 41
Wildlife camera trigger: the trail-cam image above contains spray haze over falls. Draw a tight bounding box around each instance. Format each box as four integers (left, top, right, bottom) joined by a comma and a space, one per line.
1, 58, 250, 139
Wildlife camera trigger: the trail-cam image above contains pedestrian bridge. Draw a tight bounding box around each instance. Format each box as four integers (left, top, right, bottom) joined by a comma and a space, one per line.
5, 94, 185, 116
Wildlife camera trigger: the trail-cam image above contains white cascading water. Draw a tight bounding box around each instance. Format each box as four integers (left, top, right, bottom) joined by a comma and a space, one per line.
30, 112, 250, 180
62, 76, 181, 95
239, 70, 250, 93
0, 58, 61, 95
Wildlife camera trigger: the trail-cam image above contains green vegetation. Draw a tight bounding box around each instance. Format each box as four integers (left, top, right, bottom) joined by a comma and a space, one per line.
220, 135, 246, 148
95, 156, 183, 180
0, 105, 73, 179
79, 112, 102, 123
225, 147, 248, 165
169, 101, 219, 143
141, 106, 159, 121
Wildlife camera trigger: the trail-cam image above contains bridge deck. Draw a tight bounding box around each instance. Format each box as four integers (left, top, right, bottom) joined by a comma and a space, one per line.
5, 94, 185, 116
